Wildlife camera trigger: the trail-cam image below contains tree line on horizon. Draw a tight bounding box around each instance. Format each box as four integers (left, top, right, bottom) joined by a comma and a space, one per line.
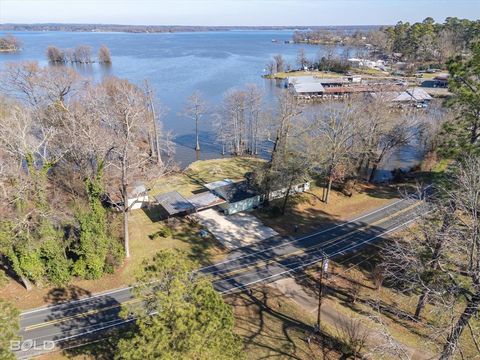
293, 17, 480, 67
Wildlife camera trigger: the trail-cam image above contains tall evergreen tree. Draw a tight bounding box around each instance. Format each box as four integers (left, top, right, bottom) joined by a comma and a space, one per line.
441, 42, 480, 156
116, 250, 243, 360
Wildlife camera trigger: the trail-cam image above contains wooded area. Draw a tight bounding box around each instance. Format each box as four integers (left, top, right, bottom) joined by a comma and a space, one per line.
293, 17, 480, 67
0, 61, 170, 291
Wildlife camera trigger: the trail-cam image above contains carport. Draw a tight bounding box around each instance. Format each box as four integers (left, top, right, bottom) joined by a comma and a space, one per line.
155, 191, 195, 217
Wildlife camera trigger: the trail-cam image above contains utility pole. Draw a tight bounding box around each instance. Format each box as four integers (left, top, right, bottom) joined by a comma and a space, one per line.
316, 252, 329, 332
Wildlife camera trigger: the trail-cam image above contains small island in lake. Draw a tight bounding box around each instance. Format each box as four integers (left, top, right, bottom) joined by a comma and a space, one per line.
0, 34, 21, 52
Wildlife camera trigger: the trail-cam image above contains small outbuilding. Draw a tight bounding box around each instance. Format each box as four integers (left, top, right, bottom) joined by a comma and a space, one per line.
127, 183, 149, 210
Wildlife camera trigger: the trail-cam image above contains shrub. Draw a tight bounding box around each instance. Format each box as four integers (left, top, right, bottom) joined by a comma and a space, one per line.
149, 226, 173, 240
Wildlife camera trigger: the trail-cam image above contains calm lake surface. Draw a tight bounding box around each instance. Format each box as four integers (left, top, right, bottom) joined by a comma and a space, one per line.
0, 30, 422, 175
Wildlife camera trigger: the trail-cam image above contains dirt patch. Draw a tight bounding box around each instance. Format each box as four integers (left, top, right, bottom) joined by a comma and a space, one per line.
255, 183, 401, 235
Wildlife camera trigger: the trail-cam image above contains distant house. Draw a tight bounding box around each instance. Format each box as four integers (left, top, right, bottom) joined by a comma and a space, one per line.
291, 82, 325, 97
347, 58, 386, 71
287, 76, 360, 98
368, 87, 432, 108
421, 73, 449, 89
392, 87, 432, 105
211, 181, 262, 215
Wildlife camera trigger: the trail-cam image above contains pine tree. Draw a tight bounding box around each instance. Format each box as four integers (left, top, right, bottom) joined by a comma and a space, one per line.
116, 249, 243, 360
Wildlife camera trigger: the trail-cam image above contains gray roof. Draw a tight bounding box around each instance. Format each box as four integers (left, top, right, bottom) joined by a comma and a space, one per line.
155, 191, 195, 215
187, 192, 226, 210
393, 88, 432, 102
213, 181, 260, 203
293, 82, 325, 94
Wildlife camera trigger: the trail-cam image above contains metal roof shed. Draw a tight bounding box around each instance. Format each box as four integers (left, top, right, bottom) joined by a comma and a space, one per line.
155, 191, 195, 216
293, 82, 325, 95
187, 192, 226, 211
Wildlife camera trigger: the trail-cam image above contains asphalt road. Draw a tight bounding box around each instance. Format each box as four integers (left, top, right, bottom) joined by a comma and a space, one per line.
16, 196, 427, 358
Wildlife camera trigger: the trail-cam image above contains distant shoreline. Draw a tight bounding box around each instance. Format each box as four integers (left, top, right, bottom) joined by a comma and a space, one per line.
0, 23, 382, 34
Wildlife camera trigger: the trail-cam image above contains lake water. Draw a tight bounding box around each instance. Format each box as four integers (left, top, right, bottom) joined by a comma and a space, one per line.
0, 30, 423, 176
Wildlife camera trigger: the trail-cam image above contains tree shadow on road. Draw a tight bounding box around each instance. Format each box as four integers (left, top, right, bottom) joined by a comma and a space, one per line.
42, 285, 135, 360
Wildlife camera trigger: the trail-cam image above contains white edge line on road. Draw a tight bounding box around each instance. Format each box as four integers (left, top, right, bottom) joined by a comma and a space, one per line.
219, 213, 426, 295
18, 312, 159, 359
21, 197, 408, 317
200, 197, 408, 270
18, 210, 428, 357
20, 286, 133, 316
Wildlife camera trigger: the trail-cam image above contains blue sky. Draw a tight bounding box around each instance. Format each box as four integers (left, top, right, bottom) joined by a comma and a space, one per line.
0, 0, 479, 26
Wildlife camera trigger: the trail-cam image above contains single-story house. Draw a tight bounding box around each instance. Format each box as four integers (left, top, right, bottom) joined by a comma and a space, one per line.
212, 181, 263, 215
369, 87, 432, 107
348, 58, 386, 71
421, 74, 449, 89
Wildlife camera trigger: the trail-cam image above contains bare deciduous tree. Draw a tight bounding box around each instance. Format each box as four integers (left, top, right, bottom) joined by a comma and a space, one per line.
439, 156, 480, 359
261, 91, 303, 202
99, 77, 168, 258
46, 46, 66, 63
273, 54, 285, 73
265, 61, 275, 76
335, 317, 369, 359
296, 48, 309, 70
216, 85, 265, 157
144, 81, 163, 165
73, 45, 93, 64
98, 44, 112, 64
184, 90, 207, 151
311, 101, 359, 203
0, 34, 21, 52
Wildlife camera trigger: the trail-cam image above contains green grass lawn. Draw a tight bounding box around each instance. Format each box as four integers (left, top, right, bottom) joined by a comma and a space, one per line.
1, 157, 262, 309
255, 181, 401, 235
149, 157, 265, 198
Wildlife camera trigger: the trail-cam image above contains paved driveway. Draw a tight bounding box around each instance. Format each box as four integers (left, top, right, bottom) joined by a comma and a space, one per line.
195, 208, 278, 249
